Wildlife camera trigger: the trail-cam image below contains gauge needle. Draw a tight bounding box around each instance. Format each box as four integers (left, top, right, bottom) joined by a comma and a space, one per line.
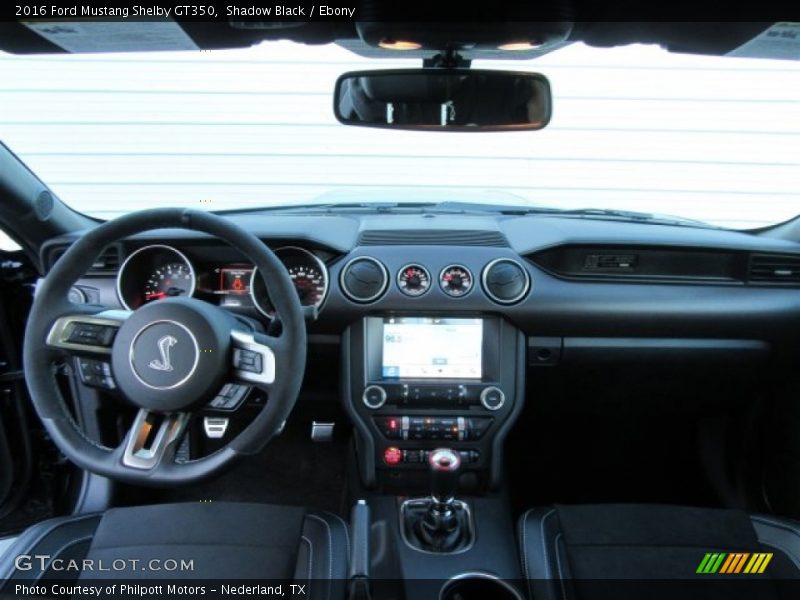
145, 291, 167, 300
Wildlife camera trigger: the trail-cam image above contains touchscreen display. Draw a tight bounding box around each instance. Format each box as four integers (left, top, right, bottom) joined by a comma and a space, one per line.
381, 317, 482, 379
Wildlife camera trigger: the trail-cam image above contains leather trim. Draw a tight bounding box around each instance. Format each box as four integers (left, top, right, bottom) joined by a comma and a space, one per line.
0, 514, 101, 584
294, 511, 349, 600
751, 514, 800, 570
518, 508, 566, 600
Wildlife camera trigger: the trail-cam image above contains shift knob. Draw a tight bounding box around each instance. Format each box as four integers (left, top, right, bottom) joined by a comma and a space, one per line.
428, 448, 461, 504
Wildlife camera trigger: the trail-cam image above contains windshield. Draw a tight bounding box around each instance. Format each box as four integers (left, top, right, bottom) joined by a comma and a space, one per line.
0, 40, 798, 229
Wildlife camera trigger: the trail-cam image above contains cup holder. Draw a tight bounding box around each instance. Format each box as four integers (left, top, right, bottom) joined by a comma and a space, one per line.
440, 573, 524, 600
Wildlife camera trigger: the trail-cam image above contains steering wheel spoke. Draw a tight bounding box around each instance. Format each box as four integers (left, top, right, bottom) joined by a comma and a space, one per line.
45, 308, 131, 358
121, 409, 189, 470
230, 329, 278, 390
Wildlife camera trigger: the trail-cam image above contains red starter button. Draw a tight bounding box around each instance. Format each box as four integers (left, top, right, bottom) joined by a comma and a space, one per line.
383, 447, 403, 465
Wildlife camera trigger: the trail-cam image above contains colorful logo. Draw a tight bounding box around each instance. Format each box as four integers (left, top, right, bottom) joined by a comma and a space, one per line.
696, 552, 773, 574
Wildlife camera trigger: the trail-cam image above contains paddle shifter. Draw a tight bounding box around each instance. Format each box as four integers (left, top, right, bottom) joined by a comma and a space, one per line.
402, 448, 473, 553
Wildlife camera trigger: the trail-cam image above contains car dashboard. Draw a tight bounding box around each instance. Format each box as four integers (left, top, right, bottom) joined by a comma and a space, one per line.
39, 210, 800, 491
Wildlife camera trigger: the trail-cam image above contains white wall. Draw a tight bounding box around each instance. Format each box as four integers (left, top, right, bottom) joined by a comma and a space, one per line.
0, 40, 799, 229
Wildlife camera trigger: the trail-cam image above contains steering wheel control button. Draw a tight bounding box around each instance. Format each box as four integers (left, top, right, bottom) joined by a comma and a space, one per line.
479, 386, 506, 411
208, 384, 250, 410
67, 322, 117, 346
383, 446, 403, 466
77, 358, 116, 389
130, 320, 199, 390
362, 384, 387, 409
233, 348, 263, 373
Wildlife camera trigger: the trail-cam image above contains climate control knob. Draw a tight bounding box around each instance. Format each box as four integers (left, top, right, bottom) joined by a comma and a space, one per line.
362, 384, 388, 409
479, 386, 505, 411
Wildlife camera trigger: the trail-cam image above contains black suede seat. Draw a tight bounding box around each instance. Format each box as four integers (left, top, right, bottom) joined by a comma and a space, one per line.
0, 502, 348, 599
518, 504, 800, 600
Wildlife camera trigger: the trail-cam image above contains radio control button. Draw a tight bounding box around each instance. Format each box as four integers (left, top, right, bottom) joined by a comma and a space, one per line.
363, 385, 387, 409
480, 386, 505, 411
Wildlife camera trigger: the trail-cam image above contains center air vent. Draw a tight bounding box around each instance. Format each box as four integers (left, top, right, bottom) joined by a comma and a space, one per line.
339, 256, 389, 303
481, 258, 531, 305
358, 230, 507, 247
748, 253, 800, 286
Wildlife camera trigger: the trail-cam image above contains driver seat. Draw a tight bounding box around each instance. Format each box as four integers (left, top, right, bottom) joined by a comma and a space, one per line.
0, 502, 348, 596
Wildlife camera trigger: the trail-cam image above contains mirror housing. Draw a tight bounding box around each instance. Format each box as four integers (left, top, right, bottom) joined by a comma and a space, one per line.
333, 69, 552, 131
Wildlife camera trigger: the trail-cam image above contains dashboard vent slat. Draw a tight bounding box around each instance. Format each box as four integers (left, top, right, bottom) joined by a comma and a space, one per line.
358, 230, 508, 247
47, 244, 120, 275
90, 246, 121, 273
748, 253, 800, 285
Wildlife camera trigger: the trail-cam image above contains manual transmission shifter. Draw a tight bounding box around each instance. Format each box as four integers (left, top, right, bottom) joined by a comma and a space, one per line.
402, 448, 473, 553
429, 448, 461, 505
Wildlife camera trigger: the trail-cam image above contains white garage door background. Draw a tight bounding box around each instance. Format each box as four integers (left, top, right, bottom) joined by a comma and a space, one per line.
0, 40, 798, 230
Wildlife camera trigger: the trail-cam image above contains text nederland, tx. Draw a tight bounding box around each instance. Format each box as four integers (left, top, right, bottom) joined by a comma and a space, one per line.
15, 583, 307, 596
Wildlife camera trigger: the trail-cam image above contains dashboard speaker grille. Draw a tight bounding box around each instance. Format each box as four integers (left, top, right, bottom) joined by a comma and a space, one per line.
358, 230, 508, 247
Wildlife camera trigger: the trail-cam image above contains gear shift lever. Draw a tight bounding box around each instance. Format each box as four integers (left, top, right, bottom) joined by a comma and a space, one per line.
429, 448, 461, 505
403, 447, 471, 552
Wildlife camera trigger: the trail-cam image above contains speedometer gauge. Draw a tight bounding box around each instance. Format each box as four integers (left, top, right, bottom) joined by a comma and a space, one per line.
144, 262, 194, 302
397, 264, 431, 297
287, 264, 327, 307
439, 265, 473, 297
250, 246, 329, 317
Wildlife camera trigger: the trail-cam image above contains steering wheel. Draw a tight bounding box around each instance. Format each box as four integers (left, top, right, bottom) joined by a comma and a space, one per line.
23, 208, 307, 486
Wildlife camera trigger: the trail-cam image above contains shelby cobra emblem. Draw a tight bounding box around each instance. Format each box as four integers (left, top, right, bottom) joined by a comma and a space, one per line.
148, 335, 178, 372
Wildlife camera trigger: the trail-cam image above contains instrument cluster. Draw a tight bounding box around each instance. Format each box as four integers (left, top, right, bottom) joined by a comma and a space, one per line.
116, 244, 329, 317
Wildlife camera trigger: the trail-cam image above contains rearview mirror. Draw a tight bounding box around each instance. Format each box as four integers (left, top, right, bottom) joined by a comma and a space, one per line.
333, 69, 551, 131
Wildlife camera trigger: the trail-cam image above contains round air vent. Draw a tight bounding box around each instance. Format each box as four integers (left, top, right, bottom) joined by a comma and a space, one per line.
340, 256, 389, 303
482, 258, 531, 305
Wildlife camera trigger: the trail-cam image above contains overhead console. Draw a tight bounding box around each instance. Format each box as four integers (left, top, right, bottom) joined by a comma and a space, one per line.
342, 315, 525, 492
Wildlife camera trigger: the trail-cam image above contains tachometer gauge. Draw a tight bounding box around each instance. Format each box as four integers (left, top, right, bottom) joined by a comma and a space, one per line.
144, 262, 194, 302
439, 265, 473, 297
397, 264, 431, 297
117, 245, 196, 310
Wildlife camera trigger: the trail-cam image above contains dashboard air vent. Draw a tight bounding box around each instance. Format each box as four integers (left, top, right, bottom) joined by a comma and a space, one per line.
89, 246, 121, 274
358, 230, 507, 247
748, 253, 800, 286
482, 258, 531, 305
340, 256, 389, 303
48, 244, 121, 275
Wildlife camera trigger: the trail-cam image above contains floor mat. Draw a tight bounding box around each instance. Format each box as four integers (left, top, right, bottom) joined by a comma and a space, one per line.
144, 418, 349, 516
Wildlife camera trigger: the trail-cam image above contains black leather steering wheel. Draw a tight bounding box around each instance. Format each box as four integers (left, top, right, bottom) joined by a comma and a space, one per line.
23, 208, 306, 486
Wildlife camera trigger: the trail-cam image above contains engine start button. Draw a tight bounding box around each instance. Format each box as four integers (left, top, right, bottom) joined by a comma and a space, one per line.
383, 446, 403, 465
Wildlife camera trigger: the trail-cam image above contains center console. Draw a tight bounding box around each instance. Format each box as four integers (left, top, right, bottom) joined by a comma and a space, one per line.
341, 315, 525, 492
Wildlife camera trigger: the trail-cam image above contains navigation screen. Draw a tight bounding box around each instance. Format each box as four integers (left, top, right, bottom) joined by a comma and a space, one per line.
381, 317, 483, 379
